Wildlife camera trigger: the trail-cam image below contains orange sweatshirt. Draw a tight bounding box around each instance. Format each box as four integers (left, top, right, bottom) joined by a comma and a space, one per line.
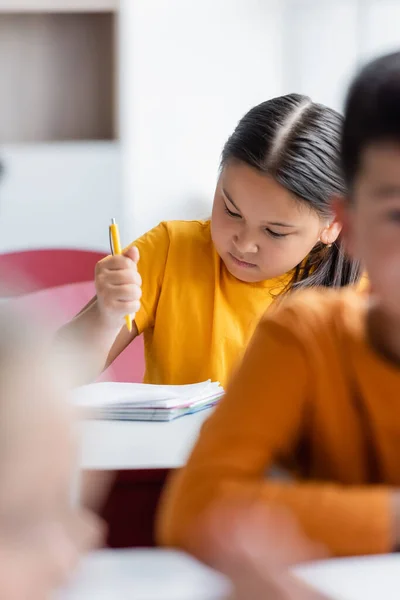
157, 288, 400, 557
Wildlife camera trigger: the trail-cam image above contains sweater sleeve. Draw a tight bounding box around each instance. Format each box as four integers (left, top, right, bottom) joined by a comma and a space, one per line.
156, 314, 392, 557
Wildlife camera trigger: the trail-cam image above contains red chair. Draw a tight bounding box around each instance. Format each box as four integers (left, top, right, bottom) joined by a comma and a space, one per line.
0, 248, 144, 383
0, 248, 106, 296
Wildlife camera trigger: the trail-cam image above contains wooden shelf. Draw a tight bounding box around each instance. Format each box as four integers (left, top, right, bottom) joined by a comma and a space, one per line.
0, 11, 116, 142
0, 0, 119, 11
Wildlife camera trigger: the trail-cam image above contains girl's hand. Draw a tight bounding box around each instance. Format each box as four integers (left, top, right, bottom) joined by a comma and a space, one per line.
95, 246, 141, 330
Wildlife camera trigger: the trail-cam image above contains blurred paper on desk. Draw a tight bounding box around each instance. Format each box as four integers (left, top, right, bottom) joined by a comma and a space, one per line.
72, 380, 224, 422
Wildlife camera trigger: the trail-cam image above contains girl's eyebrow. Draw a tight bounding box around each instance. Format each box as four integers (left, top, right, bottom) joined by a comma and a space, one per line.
267, 221, 297, 228
222, 187, 296, 228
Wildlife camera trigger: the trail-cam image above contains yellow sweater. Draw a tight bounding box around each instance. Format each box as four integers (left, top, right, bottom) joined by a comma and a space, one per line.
130, 220, 292, 387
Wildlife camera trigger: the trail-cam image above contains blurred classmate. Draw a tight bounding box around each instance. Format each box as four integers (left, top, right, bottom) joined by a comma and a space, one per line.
157, 51, 400, 558
0, 308, 102, 599
60, 94, 361, 387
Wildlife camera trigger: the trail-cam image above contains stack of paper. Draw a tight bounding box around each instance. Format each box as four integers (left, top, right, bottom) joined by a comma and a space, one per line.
72, 380, 224, 422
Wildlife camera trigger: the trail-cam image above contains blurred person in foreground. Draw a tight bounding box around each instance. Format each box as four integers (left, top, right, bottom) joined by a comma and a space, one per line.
0, 307, 102, 599
0, 310, 323, 599
158, 51, 400, 559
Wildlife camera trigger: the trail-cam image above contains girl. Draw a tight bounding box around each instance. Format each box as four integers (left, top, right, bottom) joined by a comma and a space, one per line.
62, 94, 361, 386
157, 52, 400, 559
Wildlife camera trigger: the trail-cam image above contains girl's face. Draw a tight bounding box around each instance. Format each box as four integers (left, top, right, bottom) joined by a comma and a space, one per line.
211, 161, 339, 283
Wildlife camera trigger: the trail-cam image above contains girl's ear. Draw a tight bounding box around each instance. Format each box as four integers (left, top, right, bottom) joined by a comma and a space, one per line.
331, 194, 355, 256
319, 205, 342, 245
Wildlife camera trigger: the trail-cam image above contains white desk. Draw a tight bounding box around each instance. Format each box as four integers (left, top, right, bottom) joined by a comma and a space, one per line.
78, 410, 215, 547
58, 549, 399, 600
79, 408, 213, 471
295, 554, 400, 600
58, 549, 230, 600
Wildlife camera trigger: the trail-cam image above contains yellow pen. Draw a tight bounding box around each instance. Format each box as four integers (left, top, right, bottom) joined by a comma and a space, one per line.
109, 218, 132, 332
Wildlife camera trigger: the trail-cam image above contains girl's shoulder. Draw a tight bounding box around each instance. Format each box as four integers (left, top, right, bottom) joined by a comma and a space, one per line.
161, 219, 211, 243
156, 219, 213, 258
130, 220, 214, 280
125, 219, 211, 255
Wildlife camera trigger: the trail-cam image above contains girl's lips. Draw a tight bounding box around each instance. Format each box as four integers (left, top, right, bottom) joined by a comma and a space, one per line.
229, 253, 257, 269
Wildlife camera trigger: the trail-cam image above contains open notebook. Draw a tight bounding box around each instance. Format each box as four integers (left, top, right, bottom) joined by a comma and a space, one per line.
72, 380, 224, 422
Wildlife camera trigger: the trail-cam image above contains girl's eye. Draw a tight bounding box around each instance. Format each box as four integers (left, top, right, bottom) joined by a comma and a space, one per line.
265, 228, 288, 239
224, 202, 241, 219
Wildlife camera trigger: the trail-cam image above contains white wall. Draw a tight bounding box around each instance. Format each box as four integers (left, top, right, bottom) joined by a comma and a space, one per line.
2, 0, 400, 253
285, 0, 400, 111
284, 0, 361, 111
0, 142, 120, 253
361, 0, 400, 62
119, 0, 286, 240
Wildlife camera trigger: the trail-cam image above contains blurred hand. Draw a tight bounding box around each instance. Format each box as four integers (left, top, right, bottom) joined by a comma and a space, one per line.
190, 498, 330, 600
95, 246, 141, 329
67, 508, 106, 557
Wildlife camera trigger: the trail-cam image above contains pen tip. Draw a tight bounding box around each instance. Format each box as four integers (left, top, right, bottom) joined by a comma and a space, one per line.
111, 218, 116, 225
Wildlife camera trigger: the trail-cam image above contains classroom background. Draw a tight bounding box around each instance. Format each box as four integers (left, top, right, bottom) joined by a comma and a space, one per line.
0, 0, 397, 255
0, 3, 399, 598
